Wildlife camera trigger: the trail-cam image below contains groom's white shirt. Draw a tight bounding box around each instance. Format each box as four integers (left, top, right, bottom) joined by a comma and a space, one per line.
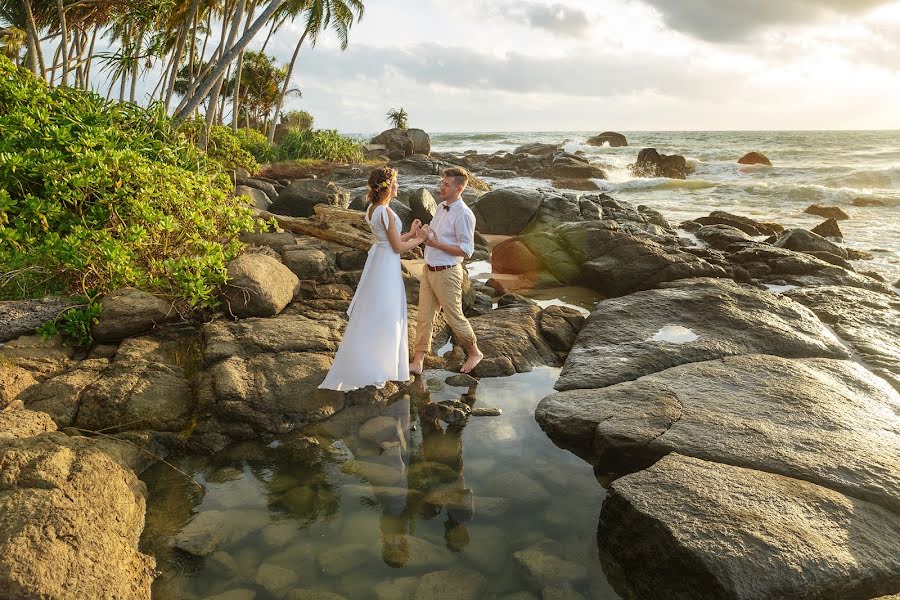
424, 197, 476, 267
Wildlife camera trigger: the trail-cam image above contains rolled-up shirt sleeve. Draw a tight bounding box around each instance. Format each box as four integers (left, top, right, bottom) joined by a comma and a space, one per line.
455, 210, 476, 258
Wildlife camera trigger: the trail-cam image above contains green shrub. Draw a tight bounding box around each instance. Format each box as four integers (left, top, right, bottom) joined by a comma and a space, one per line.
0, 57, 255, 321
177, 119, 259, 173
281, 110, 314, 130
235, 128, 277, 163
276, 129, 363, 163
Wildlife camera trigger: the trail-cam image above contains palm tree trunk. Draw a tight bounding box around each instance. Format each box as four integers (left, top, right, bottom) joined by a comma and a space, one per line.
84, 25, 98, 90
267, 29, 308, 143
202, 0, 246, 145
49, 44, 62, 86
164, 0, 202, 111
56, 0, 69, 86
231, 0, 258, 132
258, 14, 279, 53
23, 0, 45, 77
175, 0, 286, 123
130, 25, 144, 103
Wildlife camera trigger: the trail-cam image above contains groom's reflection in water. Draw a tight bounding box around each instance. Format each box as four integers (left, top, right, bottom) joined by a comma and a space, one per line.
374, 377, 475, 567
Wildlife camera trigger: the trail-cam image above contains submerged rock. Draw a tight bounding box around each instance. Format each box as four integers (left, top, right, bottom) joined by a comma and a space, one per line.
600, 453, 900, 600
805, 204, 850, 220
586, 131, 628, 147
632, 148, 690, 179
737, 151, 771, 165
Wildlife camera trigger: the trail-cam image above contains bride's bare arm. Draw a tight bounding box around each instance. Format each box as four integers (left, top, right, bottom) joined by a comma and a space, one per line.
386, 211, 425, 253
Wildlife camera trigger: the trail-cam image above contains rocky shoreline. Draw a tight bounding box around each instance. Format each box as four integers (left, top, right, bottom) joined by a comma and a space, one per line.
2, 131, 899, 599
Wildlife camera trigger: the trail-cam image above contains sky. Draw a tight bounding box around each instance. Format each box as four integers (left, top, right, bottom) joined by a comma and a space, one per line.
257, 0, 900, 133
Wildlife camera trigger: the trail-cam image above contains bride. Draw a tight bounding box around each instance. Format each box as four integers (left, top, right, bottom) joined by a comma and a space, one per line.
319, 166, 429, 391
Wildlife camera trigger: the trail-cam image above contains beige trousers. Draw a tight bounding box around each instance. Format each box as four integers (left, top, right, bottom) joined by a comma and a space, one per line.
414, 264, 477, 353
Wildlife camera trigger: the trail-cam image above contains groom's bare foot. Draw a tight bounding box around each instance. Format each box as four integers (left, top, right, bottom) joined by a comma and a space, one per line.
460, 350, 484, 374
409, 362, 424, 376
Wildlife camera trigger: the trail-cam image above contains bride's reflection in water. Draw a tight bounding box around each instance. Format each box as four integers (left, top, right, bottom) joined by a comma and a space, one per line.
374, 376, 475, 567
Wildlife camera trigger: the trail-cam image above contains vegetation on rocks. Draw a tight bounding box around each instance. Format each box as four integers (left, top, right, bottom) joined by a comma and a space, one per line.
0, 57, 255, 341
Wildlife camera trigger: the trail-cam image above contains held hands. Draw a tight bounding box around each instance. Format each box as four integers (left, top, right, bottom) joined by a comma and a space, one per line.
417, 224, 432, 243
410, 219, 422, 236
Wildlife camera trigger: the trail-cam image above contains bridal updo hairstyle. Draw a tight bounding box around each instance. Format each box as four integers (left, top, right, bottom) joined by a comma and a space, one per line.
367, 166, 398, 205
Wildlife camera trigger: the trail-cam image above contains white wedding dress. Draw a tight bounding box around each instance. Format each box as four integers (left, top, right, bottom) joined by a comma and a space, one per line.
319, 204, 410, 391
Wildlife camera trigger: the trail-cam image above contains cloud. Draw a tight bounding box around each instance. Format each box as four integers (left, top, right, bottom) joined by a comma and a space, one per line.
503, 2, 594, 38
287, 42, 739, 101
639, 0, 893, 42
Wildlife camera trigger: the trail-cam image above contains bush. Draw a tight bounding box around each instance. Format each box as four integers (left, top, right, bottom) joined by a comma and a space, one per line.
178, 119, 259, 173
276, 129, 363, 163
281, 110, 313, 130
234, 128, 277, 163
0, 57, 255, 321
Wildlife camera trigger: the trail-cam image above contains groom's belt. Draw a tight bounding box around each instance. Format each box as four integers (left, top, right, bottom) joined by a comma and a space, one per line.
426, 264, 456, 272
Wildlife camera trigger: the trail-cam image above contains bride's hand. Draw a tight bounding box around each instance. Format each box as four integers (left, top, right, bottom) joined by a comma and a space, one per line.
410, 219, 422, 235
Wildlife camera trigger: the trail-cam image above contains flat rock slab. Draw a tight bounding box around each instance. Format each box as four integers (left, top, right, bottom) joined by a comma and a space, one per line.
786, 285, 900, 391
539, 354, 900, 512
600, 453, 900, 600
555, 278, 849, 391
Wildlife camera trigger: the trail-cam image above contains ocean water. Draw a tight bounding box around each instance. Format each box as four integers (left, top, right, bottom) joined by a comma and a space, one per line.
428, 130, 900, 287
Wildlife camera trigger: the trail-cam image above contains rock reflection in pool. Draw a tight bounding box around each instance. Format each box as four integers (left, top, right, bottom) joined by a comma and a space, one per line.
140, 368, 620, 599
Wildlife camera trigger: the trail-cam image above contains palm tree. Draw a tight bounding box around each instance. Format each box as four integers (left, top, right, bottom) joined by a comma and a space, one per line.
0, 26, 26, 62
265, 0, 364, 142
174, 0, 288, 122
386, 107, 408, 130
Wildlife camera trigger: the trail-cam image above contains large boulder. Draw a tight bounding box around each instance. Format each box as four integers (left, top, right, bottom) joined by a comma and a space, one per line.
586, 131, 627, 147
491, 239, 543, 274
469, 187, 543, 235
269, 180, 351, 217
0, 432, 156, 599
371, 128, 430, 157
632, 148, 690, 179
92, 287, 176, 342
554, 277, 850, 391
691, 210, 781, 236
235, 184, 271, 210
599, 453, 900, 600
398, 187, 438, 225
222, 253, 299, 318
443, 304, 580, 377
773, 228, 848, 259
0, 297, 76, 343
811, 217, 843, 239
23, 333, 196, 432
737, 151, 771, 166
541, 354, 900, 511
195, 314, 367, 440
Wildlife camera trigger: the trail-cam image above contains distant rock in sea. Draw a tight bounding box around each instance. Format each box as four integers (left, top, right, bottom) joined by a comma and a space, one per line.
586, 131, 628, 147
738, 151, 771, 166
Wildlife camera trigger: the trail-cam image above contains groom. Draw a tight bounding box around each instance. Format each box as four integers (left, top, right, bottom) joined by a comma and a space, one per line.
410, 167, 484, 375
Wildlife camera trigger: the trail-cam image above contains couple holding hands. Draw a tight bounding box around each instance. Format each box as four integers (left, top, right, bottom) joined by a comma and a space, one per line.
319, 165, 484, 392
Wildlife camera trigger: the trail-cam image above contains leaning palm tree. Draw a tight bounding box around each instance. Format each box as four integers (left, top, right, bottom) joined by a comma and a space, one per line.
265, 0, 364, 142
386, 107, 408, 130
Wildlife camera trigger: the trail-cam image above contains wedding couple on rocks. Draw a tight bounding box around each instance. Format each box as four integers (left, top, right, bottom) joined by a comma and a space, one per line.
319, 165, 484, 391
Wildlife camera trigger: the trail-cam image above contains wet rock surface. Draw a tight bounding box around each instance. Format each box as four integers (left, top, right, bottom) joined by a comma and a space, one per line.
786, 285, 900, 390
541, 354, 900, 511
601, 453, 900, 600
555, 278, 848, 391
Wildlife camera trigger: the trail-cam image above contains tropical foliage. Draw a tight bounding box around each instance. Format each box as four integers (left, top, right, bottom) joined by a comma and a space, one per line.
1, 0, 365, 146
275, 129, 362, 162
0, 56, 255, 317
386, 107, 408, 130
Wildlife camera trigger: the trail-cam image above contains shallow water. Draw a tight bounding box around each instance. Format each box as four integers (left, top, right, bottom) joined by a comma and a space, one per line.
141, 367, 620, 599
